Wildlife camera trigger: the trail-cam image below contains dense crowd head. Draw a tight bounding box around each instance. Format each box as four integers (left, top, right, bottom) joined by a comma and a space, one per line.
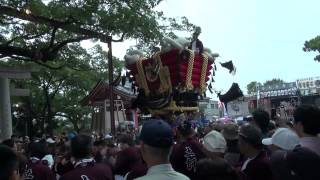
0, 104, 320, 180
0, 145, 20, 180
293, 104, 320, 137
251, 109, 270, 135
196, 157, 239, 180
71, 134, 93, 160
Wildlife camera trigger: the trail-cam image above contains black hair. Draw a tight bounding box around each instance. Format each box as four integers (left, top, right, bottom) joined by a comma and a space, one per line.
196, 157, 239, 180
178, 120, 193, 137
225, 139, 240, 153
268, 121, 276, 131
28, 141, 48, 159
118, 134, 134, 146
1, 139, 15, 148
239, 124, 263, 149
71, 134, 93, 159
252, 109, 270, 134
93, 140, 106, 147
0, 145, 19, 180
294, 105, 320, 136
11, 134, 17, 139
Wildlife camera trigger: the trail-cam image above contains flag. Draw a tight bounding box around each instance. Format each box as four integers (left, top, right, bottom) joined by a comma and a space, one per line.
220, 61, 236, 74
218, 83, 243, 103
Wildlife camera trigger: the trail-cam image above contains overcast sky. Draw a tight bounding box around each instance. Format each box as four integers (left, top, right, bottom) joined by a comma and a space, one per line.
88, 0, 320, 99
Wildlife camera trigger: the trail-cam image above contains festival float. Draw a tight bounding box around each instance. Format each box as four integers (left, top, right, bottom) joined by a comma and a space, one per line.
125, 27, 243, 118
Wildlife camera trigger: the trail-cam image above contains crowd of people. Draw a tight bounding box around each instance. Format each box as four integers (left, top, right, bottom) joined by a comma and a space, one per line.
1, 104, 320, 180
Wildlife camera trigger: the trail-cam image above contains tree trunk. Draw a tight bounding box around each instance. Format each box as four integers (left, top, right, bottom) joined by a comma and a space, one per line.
0, 77, 12, 140
71, 119, 80, 133
46, 92, 53, 136
43, 87, 53, 136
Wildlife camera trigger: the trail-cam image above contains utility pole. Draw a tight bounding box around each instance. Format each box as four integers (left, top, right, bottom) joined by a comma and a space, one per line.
107, 39, 115, 135
256, 84, 260, 109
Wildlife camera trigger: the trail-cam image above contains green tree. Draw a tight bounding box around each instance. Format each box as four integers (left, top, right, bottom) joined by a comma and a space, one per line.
4, 44, 123, 135
246, 81, 262, 94
1, 0, 195, 135
0, 0, 195, 65
263, 78, 285, 87
247, 79, 285, 95
303, 36, 320, 62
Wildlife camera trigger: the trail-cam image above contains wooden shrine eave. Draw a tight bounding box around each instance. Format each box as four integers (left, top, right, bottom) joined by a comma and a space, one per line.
81, 80, 136, 106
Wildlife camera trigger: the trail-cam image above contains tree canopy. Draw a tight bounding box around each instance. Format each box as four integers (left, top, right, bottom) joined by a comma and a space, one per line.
0, 0, 195, 66
247, 78, 285, 94
4, 44, 121, 135
263, 78, 285, 87
246, 81, 261, 94
303, 35, 320, 62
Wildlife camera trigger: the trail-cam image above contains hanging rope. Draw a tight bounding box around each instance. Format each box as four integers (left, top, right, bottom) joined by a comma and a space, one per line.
136, 59, 150, 95
185, 49, 195, 90
200, 53, 209, 94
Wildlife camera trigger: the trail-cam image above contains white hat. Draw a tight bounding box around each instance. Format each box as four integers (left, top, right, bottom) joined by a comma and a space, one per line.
203, 130, 227, 153
46, 138, 55, 144
42, 154, 54, 169
262, 128, 299, 150
104, 134, 113, 139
